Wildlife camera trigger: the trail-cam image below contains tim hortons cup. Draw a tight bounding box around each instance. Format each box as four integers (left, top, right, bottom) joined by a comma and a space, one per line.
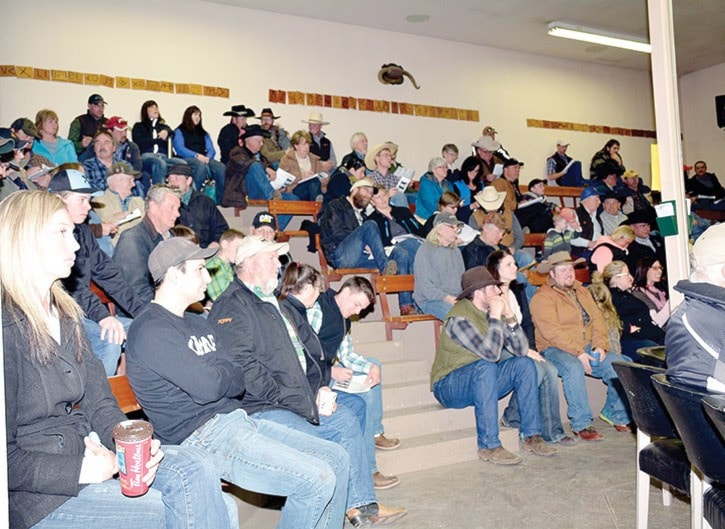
113, 420, 154, 497
319, 390, 338, 416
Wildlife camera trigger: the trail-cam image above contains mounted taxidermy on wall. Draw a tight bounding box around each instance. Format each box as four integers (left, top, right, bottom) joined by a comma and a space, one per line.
378, 63, 420, 89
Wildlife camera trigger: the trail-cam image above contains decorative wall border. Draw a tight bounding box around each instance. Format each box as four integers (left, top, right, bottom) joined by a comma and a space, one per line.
269, 88, 480, 122
527, 118, 656, 138
0, 65, 230, 98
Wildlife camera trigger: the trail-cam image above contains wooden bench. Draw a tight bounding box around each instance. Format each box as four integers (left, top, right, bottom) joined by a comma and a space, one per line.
519, 184, 582, 209
372, 274, 442, 344
108, 374, 142, 414
268, 199, 321, 239
522, 232, 546, 253
315, 234, 380, 289
234, 199, 268, 217
693, 208, 725, 222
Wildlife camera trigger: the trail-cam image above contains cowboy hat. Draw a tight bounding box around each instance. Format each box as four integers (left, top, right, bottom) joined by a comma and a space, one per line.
364, 142, 399, 171
474, 187, 506, 211
302, 111, 329, 125
536, 251, 585, 274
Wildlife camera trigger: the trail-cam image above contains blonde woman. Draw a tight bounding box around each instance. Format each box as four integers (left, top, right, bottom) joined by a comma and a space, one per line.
1, 191, 235, 529
32, 109, 78, 165
279, 129, 325, 200
589, 225, 635, 273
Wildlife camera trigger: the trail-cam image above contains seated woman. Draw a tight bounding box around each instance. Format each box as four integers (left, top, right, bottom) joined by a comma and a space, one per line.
589, 225, 635, 274
449, 155, 483, 224
132, 100, 186, 189
278, 264, 401, 491
278, 129, 325, 201
413, 212, 465, 320
32, 109, 78, 166
486, 250, 574, 446
1, 190, 235, 529
632, 257, 670, 328
598, 260, 665, 361
173, 105, 225, 204
415, 157, 454, 222
324, 156, 366, 208
368, 186, 425, 315
587, 279, 623, 356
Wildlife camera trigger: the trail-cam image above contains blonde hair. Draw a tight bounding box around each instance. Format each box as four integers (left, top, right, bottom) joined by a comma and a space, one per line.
35, 109, 59, 139
588, 271, 623, 335
610, 225, 635, 244
291, 130, 312, 146
426, 222, 458, 248
0, 191, 86, 363
601, 260, 630, 286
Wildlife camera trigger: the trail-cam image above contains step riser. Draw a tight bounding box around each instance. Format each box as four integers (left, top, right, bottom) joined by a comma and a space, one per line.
354, 341, 406, 361
382, 360, 430, 384
382, 382, 438, 410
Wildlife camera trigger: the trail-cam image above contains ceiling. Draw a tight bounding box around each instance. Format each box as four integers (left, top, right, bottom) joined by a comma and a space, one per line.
203, 0, 724, 75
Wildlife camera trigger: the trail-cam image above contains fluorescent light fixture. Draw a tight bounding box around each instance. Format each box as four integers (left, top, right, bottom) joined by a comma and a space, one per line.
548, 21, 652, 53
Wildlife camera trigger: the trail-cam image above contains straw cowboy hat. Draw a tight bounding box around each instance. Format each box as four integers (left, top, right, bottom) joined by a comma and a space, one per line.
302, 111, 329, 125
365, 142, 399, 171
536, 251, 585, 274
474, 187, 506, 211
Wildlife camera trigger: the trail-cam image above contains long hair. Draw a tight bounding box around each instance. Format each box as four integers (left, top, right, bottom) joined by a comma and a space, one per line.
633, 257, 667, 291
459, 156, 483, 185
180, 105, 207, 135
0, 191, 86, 363
140, 100, 165, 126
601, 260, 630, 287
588, 271, 623, 334
279, 262, 322, 299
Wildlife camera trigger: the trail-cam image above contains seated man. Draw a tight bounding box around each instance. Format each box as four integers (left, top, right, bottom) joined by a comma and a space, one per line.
462, 212, 508, 270
667, 223, 725, 392
599, 191, 627, 236
621, 209, 667, 275
218, 104, 254, 165
167, 164, 228, 248
306, 276, 401, 489
430, 266, 557, 465
206, 228, 245, 302
210, 236, 406, 526
82, 129, 116, 191
114, 184, 181, 304
319, 177, 397, 275
49, 168, 144, 375
686, 160, 725, 211
105, 116, 144, 195
92, 161, 145, 245
126, 237, 349, 529
340, 132, 368, 169
530, 251, 633, 440
68, 93, 107, 161
257, 107, 292, 165
546, 140, 587, 187
571, 186, 603, 258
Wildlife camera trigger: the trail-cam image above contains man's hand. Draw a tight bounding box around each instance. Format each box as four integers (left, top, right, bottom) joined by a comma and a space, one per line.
316, 387, 337, 416
444, 295, 458, 306
320, 160, 334, 172
98, 316, 126, 345
593, 347, 607, 362
331, 366, 353, 383
266, 168, 277, 181
143, 440, 164, 486
365, 364, 381, 386
79, 436, 118, 484
101, 222, 118, 237
578, 352, 594, 375
81, 136, 93, 148
630, 324, 641, 334
526, 349, 545, 363
488, 295, 506, 320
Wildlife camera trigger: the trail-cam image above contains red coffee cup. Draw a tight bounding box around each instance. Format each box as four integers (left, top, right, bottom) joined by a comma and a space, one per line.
113, 419, 154, 497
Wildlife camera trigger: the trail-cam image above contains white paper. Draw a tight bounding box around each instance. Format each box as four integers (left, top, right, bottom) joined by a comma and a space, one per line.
395, 176, 412, 193
271, 168, 296, 190
334, 374, 373, 394
115, 208, 142, 226
493, 164, 504, 177
562, 159, 575, 174
654, 202, 675, 218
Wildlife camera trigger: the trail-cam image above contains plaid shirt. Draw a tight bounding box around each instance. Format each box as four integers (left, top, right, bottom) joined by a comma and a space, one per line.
445, 316, 528, 362
308, 302, 371, 374
82, 157, 110, 191
205, 257, 234, 301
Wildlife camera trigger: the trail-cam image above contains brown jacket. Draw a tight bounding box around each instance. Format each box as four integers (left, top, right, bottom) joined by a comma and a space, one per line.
529, 277, 609, 356
278, 148, 323, 193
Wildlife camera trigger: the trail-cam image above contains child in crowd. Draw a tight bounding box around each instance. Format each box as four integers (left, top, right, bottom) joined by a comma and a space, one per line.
542, 208, 580, 258
588, 274, 623, 354
206, 228, 245, 301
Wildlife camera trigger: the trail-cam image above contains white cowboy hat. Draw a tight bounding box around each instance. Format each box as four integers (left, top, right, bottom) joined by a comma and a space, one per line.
474, 187, 506, 211
302, 111, 329, 125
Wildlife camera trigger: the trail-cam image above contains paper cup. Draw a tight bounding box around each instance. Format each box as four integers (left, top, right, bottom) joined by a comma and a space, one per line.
113, 420, 153, 497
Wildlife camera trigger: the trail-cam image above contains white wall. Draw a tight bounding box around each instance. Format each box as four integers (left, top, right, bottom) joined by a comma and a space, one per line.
0, 0, 657, 183
680, 62, 725, 174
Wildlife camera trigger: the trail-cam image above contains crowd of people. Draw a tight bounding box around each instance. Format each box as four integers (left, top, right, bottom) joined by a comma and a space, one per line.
1, 93, 724, 528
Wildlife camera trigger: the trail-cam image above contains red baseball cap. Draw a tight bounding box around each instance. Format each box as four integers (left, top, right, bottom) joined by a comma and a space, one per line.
105, 116, 128, 131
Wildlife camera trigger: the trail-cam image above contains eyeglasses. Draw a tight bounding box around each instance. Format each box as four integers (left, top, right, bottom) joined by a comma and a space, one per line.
614, 272, 632, 278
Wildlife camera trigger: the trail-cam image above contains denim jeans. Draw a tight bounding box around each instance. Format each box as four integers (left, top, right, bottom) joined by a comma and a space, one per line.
390, 237, 422, 306
389, 192, 408, 208
32, 445, 237, 529
184, 158, 226, 205
293, 178, 322, 201
182, 408, 348, 529
433, 356, 541, 449
83, 316, 133, 376
333, 357, 384, 474
500, 350, 566, 443
142, 153, 186, 187
620, 337, 659, 362
330, 221, 389, 273
254, 406, 376, 511
88, 209, 114, 258
417, 299, 453, 321
541, 345, 632, 431
245, 162, 296, 229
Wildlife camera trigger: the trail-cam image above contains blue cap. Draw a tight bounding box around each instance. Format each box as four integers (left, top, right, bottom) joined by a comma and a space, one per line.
580, 186, 600, 201
48, 169, 102, 197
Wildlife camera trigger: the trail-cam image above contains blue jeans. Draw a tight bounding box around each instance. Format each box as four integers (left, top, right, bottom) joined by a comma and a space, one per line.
83, 316, 133, 376
245, 162, 295, 229
390, 237, 422, 306
433, 357, 541, 449
500, 351, 566, 443
333, 357, 384, 474
513, 250, 537, 302
184, 158, 226, 205
330, 221, 389, 273
88, 210, 114, 258
417, 299, 453, 321
254, 406, 376, 511
182, 408, 348, 529
620, 337, 659, 362
32, 445, 236, 529
389, 192, 408, 208
142, 153, 186, 187
541, 346, 632, 431
293, 178, 322, 201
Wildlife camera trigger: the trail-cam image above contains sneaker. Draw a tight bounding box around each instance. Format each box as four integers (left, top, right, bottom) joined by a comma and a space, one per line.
520, 435, 558, 457
478, 446, 522, 465
383, 260, 398, 276
375, 434, 401, 450
373, 471, 400, 490
371, 504, 408, 525
599, 413, 634, 432
573, 426, 604, 442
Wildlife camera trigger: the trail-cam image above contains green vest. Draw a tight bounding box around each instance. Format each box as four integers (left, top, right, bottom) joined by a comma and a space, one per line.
430, 299, 492, 390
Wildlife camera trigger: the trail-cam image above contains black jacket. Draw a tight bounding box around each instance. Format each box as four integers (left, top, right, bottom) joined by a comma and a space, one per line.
319, 196, 367, 257
368, 207, 425, 246
624, 235, 666, 274
63, 223, 144, 321
113, 216, 164, 305
210, 278, 322, 423
462, 237, 506, 270
132, 120, 174, 156
217, 122, 240, 165
575, 204, 603, 243
610, 287, 665, 343
281, 295, 329, 392
178, 190, 229, 248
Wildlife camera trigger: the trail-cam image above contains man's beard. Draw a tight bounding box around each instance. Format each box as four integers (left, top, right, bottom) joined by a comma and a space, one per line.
352, 194, 368, 209
259, 276, 278, 295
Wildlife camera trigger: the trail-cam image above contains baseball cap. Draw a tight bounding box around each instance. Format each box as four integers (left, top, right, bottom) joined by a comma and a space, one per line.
503, 158, 524, 168
580, 186, 600, 201
167, 164, 194, 177
350, 177, 375, 192
556, 140, 570, 147
691, 223, 725, 269
235, 235, 289, 265
105, 116, 128, 131
88, 94, 106, 105
10, 117, 37, 138
107, 161, 141, 178
433, 212, 463, 227
48, 169, 102, 197
252, 211, 277, 230
148, 237, 218, 282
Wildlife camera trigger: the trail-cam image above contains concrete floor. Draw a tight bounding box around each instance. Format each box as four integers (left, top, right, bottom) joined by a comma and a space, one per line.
236, 418, 691, 529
